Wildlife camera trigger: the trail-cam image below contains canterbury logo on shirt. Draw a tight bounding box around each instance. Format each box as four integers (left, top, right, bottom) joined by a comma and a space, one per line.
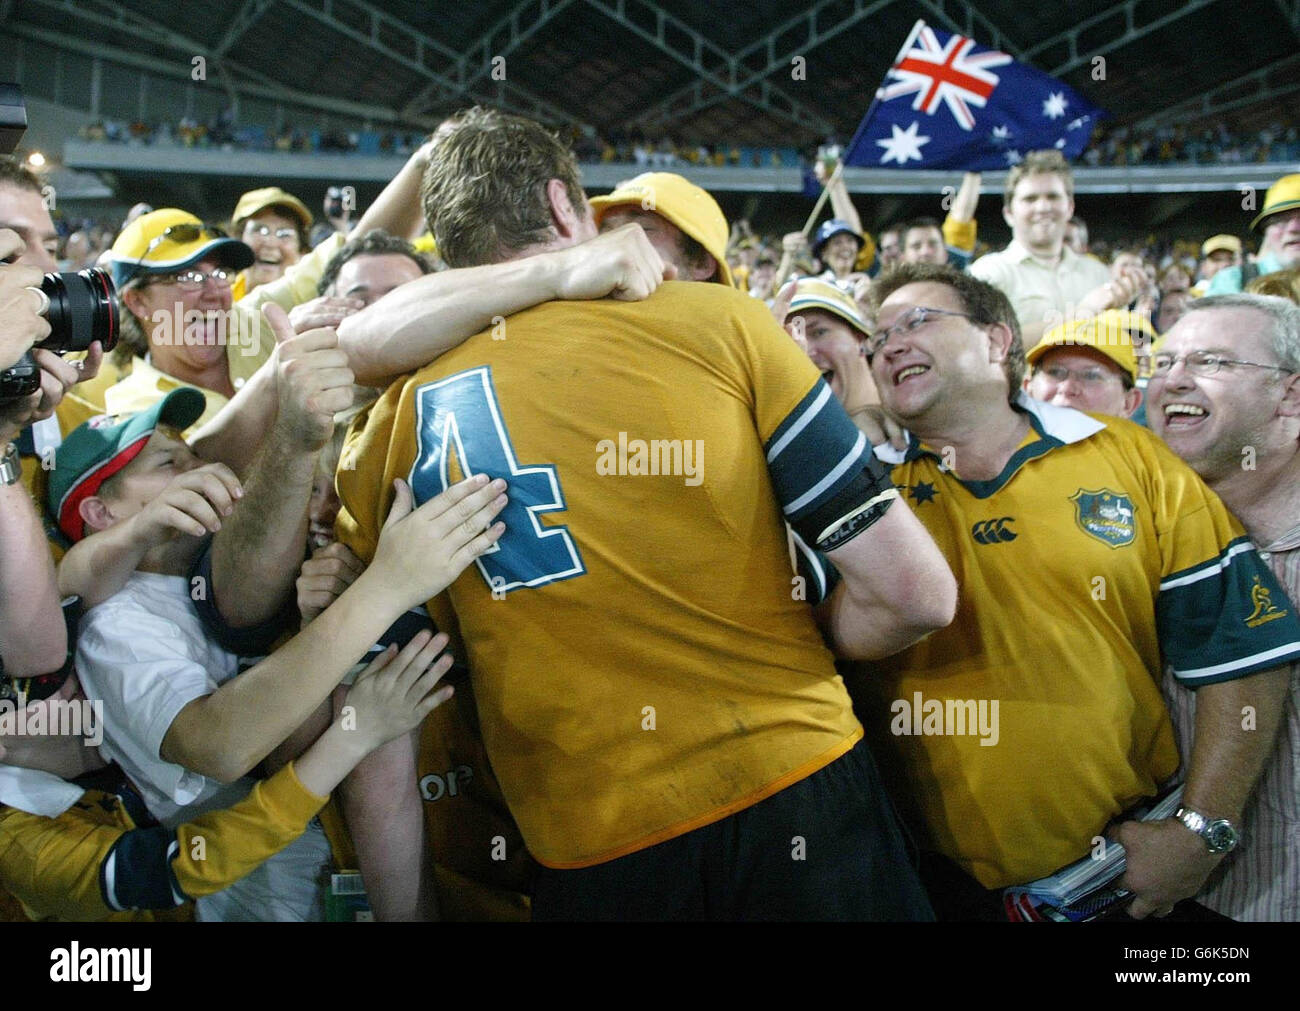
971, 517, 1017, 544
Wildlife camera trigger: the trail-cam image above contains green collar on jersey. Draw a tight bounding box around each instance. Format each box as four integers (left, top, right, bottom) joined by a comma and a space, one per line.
875, 393, 1107, 500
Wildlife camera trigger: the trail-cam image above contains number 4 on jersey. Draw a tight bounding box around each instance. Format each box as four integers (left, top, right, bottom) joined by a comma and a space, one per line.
409, 366, 585, 593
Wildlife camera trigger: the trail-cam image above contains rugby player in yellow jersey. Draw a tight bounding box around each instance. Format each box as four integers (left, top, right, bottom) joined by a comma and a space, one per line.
336, 108, 957, 921
849, 262, 1300, 920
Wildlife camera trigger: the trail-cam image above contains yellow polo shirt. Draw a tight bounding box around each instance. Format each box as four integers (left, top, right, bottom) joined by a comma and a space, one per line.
54, 232, 348, 436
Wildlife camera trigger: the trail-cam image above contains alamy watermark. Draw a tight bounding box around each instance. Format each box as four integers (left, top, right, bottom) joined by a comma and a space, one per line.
0, 697, 103, 747
890, 691, 999, 746
595, 432, 704, 486
148, 304, 263, 357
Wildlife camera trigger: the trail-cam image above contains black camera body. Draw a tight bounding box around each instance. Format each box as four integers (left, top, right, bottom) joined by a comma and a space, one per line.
0, 269, 120, 400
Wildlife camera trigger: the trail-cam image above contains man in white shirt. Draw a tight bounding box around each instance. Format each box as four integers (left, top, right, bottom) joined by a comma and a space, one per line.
970, 150, 1146, 345
1147, 293, 1300, 920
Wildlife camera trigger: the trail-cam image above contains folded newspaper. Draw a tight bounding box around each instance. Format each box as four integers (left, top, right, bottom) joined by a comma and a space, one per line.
1002, 785, 1184, 922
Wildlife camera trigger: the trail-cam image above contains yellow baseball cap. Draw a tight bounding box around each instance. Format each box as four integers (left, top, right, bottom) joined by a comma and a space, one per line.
1201, 234, 1241, 258
787, 277, 870, 339
1027, 310, 1157, 383
1250, 173, 1300, 232
589, 172, 732, 287
110, 208, 254, 289
231, 186, 313, 234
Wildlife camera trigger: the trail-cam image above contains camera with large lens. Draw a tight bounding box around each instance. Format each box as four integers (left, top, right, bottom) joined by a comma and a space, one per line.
0, 268, 119, 401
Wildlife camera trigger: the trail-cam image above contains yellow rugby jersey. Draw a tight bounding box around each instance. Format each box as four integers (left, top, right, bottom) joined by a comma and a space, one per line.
848, 395, 1300, 889
336, 280, 870, 868
0, 762, 327, 921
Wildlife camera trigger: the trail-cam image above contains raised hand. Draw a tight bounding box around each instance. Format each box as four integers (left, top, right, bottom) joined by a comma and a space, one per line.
340, 629, 457, 752
288, 295, 366, 335
297, 541, 366, 625
368, 476, 508, 611
127, 462, 244, 544
263, 303, 355, 452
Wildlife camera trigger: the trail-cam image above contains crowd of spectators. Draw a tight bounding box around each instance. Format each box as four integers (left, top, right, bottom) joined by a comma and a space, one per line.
1084, 119, 1300, 167
2, 109, 1299, 926
75, 107, 1300, 170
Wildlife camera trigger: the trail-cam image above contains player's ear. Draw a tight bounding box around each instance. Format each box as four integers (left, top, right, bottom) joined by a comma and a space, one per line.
546, 179, 588, 241
690, 252, 719, 283
1122, 385, 1143, 418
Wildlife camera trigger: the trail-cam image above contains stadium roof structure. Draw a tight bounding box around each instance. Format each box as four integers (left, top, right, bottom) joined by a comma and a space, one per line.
7, 0, 1298, 146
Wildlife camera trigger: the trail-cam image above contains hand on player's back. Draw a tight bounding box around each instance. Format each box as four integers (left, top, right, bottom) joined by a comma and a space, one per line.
341, 629, 457, 753
369, 476, 508, 611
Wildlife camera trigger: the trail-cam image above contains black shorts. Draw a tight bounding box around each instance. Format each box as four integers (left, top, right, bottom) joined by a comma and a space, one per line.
531, 737, 934, 922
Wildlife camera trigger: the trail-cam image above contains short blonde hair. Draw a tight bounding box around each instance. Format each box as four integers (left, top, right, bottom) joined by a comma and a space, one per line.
1004, 149, 1074, 206
420, 107, 587, 268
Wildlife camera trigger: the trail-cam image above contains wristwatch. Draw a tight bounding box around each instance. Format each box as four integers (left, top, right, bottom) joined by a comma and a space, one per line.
0, 442, 21, 486
1174, 806, 1240, 854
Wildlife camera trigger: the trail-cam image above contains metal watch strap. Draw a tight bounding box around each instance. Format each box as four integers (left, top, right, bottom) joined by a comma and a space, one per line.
0, 443, 21, 486
1175, 806, 1238, 853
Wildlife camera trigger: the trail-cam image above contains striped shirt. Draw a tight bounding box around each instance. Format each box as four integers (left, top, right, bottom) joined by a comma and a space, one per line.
1163, 520, 1300, 921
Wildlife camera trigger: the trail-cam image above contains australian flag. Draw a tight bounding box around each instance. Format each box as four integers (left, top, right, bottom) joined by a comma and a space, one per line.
843, 20, 1105, 171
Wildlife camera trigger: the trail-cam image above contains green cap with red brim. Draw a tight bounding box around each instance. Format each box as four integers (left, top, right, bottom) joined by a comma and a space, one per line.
48, 387, 206, 543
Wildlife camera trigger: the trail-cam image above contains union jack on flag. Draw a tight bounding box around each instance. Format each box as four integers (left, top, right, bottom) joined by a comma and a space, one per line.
843, 20, 1105, 171
878, 25, 1012, 131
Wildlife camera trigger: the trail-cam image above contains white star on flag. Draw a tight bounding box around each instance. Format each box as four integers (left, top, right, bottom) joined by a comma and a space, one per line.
1043, 92, 1068, 119
1004, 149, 1023, 165
877, 121, 931, 165
1067, 116, 1088, 131
991, 124, 1011, 141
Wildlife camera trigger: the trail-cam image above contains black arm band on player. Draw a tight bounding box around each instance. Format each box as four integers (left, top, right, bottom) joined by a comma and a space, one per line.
791, 456, 899, 553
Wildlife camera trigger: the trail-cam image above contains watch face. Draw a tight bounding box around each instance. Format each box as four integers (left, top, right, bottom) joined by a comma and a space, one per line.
1205, 820, 1238, 852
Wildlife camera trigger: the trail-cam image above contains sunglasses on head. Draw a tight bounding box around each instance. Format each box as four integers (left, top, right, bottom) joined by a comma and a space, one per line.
121, 222, 228, 288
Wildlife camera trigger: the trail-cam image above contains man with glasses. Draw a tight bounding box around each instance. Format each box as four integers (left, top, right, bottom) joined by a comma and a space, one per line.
1023, 313, 1149, 419
93, 209, 260, 434
1206, 175, 1300, 294
846, 262, 1300, 920
1147, 293, 1300, 920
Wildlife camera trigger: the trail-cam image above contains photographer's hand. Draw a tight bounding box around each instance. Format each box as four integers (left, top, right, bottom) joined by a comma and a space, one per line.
0, 228, 51, 372
29, 343, 101, 420
0, 341, 103, 448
